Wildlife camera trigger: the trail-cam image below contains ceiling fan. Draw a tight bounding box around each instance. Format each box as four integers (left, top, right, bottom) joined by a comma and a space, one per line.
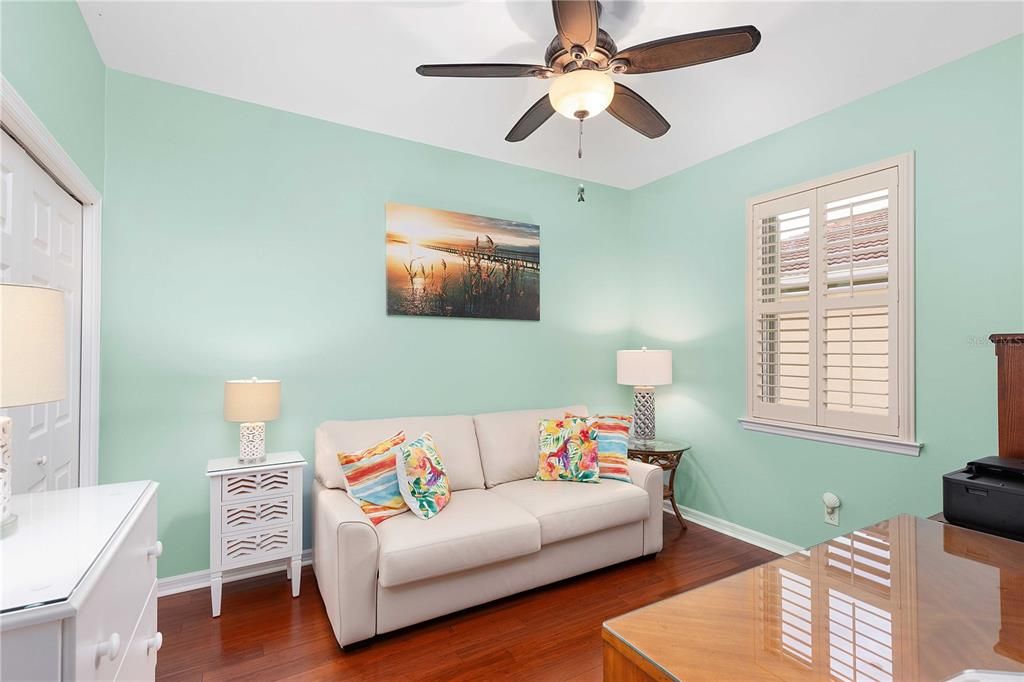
416, 1, 761, 142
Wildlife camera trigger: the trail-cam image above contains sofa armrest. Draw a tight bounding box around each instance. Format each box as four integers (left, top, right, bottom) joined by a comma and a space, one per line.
627, 459, 664, 555
312, 480, 379, 647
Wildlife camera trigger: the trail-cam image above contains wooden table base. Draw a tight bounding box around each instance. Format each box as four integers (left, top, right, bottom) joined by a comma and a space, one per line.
665, 467, 687, 530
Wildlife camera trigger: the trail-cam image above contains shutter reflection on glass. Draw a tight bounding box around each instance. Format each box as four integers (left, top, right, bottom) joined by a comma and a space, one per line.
751, 191, 817, 425
828, 589, 894, 682
817, 168, 899, 436
825, 528, 892, 597
778, 568, 814, 666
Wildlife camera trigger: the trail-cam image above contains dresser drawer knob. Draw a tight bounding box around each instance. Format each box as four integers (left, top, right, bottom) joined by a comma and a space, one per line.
147, 540, 164, 558
147, 632, 163, 653
35, 456, 47, 467
96, 632, 121, 661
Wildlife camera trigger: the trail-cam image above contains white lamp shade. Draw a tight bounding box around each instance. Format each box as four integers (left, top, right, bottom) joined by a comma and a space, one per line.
0, 284, 66, 408
617, 349, 672, 387
548, 69, 615, 119
224, 378, 281, 422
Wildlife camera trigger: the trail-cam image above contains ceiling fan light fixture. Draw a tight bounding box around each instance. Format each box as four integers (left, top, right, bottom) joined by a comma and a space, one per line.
548, 69, 614, 120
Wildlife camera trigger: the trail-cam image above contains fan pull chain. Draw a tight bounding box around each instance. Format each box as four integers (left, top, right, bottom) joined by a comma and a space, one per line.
576, 118, 586, 203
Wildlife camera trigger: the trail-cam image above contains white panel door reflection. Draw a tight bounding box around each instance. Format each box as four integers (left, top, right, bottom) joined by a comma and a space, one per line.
0, 131, 82, 492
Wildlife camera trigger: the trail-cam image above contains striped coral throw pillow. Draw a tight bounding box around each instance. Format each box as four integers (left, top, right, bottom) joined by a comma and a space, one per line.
337, 431, 409, 524
567, 413, 633, 483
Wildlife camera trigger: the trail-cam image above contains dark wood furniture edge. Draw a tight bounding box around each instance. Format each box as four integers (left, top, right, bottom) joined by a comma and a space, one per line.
990, 334, 1024, 344
992, 332, 1024, 458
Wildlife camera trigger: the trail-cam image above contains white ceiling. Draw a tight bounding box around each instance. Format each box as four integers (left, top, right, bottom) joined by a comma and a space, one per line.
80, 1, 1022, 189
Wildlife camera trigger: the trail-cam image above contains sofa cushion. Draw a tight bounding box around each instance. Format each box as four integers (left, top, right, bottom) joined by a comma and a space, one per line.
316, 414, 485, 492
376, 489, 541, 587
491, 478, 650, 545
474, 405, 588, 488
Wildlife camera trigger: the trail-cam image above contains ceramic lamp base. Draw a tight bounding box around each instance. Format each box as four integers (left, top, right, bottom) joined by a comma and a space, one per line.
239, 422, 266, 463
0, 416, 13, 530
632, 386, 657, 442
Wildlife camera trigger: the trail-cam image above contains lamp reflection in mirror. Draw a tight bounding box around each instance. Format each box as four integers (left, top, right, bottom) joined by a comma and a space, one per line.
0, 284, 67, 533
224, 378, 281, 463
617, 347, 672, 442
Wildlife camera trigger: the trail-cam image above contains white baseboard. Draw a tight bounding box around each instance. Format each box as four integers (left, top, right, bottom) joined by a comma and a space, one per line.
158, 549, 313, 597
664, 502, 803, 556
160, 510, 798, 598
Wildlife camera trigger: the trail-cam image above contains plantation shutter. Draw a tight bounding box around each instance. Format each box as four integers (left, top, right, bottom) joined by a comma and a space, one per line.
816, 168, 899, 436
750, 191, 817, 425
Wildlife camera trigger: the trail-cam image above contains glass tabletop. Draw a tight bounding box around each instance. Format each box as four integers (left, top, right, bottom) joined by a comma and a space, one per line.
627, 439, 691, 453
603, 515, 1024, 681
1, 481, 150, 613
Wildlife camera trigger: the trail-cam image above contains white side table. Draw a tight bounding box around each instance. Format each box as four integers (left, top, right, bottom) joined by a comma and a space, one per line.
206, 451, 306, 617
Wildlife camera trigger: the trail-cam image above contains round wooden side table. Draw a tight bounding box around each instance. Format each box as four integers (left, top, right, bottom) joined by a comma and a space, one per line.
627, 439, 691, 530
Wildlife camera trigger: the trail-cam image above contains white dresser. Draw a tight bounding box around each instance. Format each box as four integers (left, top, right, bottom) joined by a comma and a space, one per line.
206, 451, 305, 617
0, 481, 161, 681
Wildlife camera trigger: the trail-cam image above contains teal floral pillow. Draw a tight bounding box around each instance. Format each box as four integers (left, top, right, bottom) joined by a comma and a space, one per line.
396, 432, 452, 520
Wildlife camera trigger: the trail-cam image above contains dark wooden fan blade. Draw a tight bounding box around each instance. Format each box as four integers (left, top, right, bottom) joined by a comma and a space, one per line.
505, 95, 556, 142
607, 83, 670, 139
552, 0, 598, 56
416, 63, 550, 78
615, 25, 761, 74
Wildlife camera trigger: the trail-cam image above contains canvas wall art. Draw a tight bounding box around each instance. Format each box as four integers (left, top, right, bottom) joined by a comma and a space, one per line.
386, 203, 540, 320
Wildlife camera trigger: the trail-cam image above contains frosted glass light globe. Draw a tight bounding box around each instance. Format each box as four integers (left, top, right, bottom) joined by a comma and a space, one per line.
548, 69, 615, 120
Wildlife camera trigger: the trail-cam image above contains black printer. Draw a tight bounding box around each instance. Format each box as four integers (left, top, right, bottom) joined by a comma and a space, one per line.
943, 456, 1024, 542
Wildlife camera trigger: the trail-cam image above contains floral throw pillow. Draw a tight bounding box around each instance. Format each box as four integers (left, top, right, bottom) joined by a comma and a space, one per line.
568, 413, 633, 483
536, 417, 599, 483
337, 431, 409, 525
396, 432, 452, 520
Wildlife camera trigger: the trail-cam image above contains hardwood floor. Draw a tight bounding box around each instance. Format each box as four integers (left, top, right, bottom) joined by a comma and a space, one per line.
157, 519, 777, 681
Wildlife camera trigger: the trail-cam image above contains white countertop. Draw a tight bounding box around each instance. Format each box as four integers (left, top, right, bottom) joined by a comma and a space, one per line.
0, 481, 150, 613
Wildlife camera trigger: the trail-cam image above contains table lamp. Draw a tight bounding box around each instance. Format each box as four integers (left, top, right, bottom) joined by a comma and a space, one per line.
0, 284, 67, 533
224, 378, 281, 463
617, 347, 672, 443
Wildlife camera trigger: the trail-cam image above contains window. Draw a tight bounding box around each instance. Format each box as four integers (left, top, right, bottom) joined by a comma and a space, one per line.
742, 156, 918, 455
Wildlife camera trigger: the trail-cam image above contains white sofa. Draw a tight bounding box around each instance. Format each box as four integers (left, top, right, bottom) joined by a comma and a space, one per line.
312, 405, 664, 647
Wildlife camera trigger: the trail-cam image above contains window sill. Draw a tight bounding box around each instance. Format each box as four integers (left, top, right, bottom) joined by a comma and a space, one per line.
737, 417, 922, 457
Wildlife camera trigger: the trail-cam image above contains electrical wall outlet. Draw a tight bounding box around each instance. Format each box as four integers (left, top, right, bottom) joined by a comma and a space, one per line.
822, 492, 841, 526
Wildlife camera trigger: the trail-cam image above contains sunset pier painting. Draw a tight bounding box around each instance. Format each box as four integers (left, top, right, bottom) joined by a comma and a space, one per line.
386, 203, 540, 320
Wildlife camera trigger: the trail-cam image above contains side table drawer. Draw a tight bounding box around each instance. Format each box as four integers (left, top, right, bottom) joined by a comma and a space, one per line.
221, 495, 293, 533
221, 525, 294, 567
221, 468, 292, 501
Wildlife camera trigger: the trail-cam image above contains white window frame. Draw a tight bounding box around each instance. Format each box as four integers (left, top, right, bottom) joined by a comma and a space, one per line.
739, 154, 920, 457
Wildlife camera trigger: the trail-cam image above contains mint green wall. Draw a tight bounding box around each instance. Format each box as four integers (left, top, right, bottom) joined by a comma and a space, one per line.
7, 3, 1020, 576
630, 35, 1024, 549
0, 0, 106, 190
100, 70, 634, 577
